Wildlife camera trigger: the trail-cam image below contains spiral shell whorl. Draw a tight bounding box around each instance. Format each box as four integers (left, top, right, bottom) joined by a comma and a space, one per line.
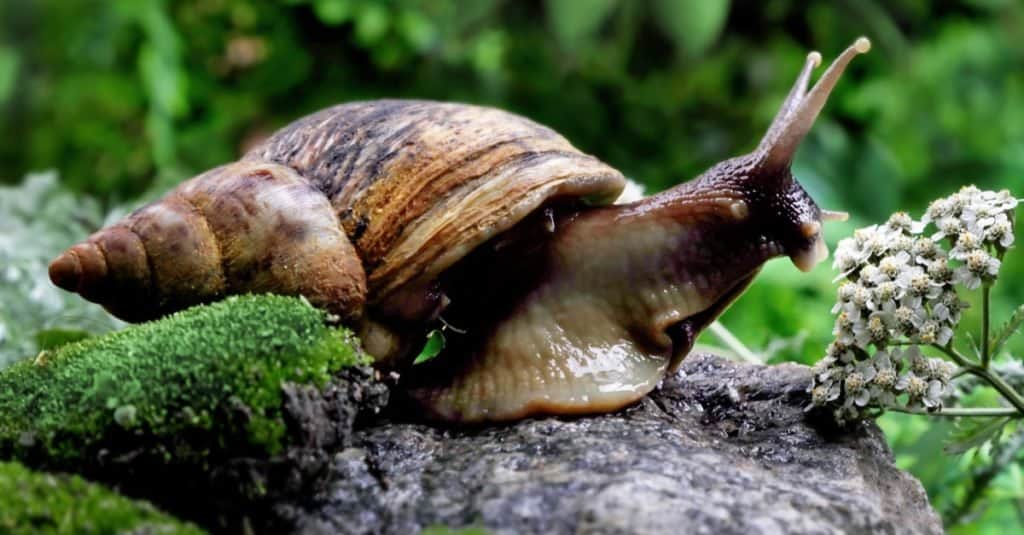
50, 161, 366, 322
245, 100, 626, 304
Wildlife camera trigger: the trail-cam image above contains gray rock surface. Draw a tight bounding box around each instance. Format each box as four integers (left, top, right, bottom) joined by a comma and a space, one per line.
275, 354, 942, 535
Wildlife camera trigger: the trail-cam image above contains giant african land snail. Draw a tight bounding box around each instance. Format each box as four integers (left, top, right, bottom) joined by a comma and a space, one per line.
50, 38, 870, 423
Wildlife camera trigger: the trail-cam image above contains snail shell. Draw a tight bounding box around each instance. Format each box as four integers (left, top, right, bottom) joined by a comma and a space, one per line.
51, 100, 625, 325
246, 100, 626, 306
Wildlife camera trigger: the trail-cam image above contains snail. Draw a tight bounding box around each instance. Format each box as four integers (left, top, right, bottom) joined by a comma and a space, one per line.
49, 38, 869, 423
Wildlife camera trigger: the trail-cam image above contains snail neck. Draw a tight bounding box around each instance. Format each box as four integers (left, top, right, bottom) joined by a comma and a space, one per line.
551, 183, 782, 365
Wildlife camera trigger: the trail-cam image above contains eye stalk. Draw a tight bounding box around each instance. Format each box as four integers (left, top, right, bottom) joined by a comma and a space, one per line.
821, 209, 849, 222
757, 37, 871, 172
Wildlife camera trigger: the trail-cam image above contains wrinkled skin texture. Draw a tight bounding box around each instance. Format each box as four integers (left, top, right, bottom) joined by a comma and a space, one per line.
50, 40, 869, 423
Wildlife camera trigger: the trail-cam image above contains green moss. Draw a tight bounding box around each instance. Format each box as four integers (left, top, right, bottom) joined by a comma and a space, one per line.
0, 294, 368, 463
0, 460, 204, 534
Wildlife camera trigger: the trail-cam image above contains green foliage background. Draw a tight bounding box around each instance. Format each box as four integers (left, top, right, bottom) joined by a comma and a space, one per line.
2, 0, 1023, 531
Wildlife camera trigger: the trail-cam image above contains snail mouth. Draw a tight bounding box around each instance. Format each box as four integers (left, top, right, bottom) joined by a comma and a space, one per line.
789, 234, 829, 272
665, 271, 758, 371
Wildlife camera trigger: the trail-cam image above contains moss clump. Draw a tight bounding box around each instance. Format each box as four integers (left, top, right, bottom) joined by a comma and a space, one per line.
0, 460, 204, 534
0, 294, 368, 463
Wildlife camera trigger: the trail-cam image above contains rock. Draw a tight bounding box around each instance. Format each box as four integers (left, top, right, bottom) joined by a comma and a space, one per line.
276, 354, 942, 535
0, 295, 388, 533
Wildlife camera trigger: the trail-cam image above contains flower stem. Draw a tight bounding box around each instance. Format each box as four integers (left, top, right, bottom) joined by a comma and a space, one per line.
887, 406, 1020, 418
931, 344, 1024, 414
968, 365, 1024, 415
708, 321, 760, 364
931, 344, 975, 367
982, 283, 991, 368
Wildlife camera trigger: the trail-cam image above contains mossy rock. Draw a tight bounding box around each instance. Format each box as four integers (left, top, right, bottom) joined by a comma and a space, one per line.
0, 294, 388, 531
0, 460, 204, 534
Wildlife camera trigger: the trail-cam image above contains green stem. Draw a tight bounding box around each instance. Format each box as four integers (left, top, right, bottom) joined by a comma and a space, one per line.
931, 344, 975, 368
969, 365, 1024, 415
930, 344, 1024, 414
708, 321, 760, 364
887, 406, 1021, 418
982, 283, 991, 368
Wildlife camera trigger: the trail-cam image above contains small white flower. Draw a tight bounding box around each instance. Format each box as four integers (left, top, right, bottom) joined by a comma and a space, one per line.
850, 316, 874, 348
925, 259, 953, 283
874, 281, 900, 302
939, 290, 967, 323
864, 313, 889, 344
854, 225, 880, 246
843, 369, 874, 408
860, 264, 887, 285
954, 249, 1000, 290
887, 212, 926, 235
852, 284, 874, 311
932, 216, 964, 241
878, 252, 911, 280
895, 266, 942, 301
834, 311, 857, 346
825, 342, 856, 364
837, 282, 856, 301
921, 358, 956, 382
894, 305, 924, 334
949, 231, 981, 260
890, 235, 916, 253
900, 345, 925, 368
810, 384, 841, 407
811, 356, 837, 380
896, 372, 927, 399
912, 237, 942, 264
930, 302, 952, 324
870, 350, 898, 389
915, 319, 953, 346
984, 215, 1014, 249
922, 379, 946, 409
923, 197, 953, 223
833, 238, 863, 274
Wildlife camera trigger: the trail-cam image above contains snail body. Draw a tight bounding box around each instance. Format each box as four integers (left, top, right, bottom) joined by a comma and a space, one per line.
51, 39, 869, 423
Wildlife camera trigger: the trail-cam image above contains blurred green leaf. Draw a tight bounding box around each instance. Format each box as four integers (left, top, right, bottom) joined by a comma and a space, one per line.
137, 41, 187, 117
545, 0, 618, 52
650, 0, 730, 56
313, 0, 353, 25
397, 10, 438, 52
472, 30, 505, 75
945, 417, 1011, 455
990, 304, 1024, 358
354, 3, 390, 46
0, 47, 18, 103
413, 329, 445, 365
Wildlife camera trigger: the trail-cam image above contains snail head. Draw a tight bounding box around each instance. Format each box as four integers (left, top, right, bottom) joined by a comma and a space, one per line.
707, 37, 869, 272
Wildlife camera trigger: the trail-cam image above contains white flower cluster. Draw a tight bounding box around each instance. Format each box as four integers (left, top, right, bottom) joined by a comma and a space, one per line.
810, 186, 1018, 424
